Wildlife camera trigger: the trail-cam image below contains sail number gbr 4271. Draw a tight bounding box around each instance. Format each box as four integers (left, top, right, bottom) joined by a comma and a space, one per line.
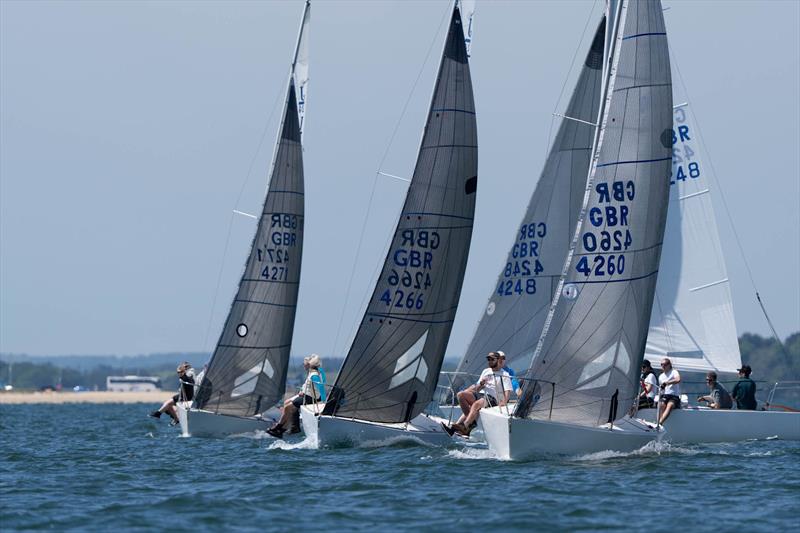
257, 213, 300, 282
575, 180, 634, 278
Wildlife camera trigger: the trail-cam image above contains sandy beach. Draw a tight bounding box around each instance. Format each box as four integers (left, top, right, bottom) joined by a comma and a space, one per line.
0, 391, 167, 405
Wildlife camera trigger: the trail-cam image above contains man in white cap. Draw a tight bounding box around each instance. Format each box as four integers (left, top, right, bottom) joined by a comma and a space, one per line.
442, 351, 512, 437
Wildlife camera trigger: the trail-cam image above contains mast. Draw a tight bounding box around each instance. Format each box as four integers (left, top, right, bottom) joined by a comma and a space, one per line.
193, 2, 310, 417
451, 17, 607, 394
517, 0, 673, 426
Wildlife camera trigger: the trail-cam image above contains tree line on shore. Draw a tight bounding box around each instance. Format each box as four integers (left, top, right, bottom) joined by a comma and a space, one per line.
1, 332, 797, 392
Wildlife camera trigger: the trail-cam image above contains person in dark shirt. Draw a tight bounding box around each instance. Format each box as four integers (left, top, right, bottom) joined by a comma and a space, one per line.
149, 362, 195, 425
697, 371, 733, 409
731, 365, 757, 410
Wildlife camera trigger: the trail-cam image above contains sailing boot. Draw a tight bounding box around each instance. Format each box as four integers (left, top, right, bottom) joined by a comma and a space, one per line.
441, 422, 456, 437
267, 424, 285, 439
453, 422, 471, 437
148, 410, 162, 419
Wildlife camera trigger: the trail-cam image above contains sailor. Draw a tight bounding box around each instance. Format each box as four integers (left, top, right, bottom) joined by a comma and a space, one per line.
657, 358, 681, 425
442, 351, 512, 437
499, 351, 522, 397
149, 361, 196, 426
731, 365, 758, 410
638, 359, 658, 409
268, 354, 325, 438
697, 371, 733, 409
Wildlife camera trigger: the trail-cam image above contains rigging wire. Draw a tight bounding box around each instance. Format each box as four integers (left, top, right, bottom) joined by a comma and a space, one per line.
330, 1, 454, 357
667, 43, 791, 362
543, 0, 600, 161
202, 86, 286, 352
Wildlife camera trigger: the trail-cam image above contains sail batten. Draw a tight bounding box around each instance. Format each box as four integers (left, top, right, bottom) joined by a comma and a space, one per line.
324, 5, 477, 424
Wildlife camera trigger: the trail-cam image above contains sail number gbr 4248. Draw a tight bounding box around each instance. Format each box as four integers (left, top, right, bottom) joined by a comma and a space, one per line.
575, 180, 634, 278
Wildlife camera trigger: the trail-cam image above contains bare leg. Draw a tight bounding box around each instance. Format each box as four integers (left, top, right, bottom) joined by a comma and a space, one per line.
463, 398, 486, 427
278, 404, 296, 427
456, 390, 476, 424
658, 401, 674, 425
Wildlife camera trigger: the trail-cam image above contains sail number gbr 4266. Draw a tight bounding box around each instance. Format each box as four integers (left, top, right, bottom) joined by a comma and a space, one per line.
378, 229, 436, 310
575, 180, 634, 278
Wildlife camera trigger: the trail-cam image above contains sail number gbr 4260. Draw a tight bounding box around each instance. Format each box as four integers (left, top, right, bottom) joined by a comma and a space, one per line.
575, 180, 634, 278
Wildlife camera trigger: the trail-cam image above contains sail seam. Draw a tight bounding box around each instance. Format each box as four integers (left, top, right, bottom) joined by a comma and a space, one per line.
233, 298, 297, 308
570, 269, 659, 285
596, 156, 670, 168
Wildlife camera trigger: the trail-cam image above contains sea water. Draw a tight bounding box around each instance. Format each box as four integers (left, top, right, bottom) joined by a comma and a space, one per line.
1, 403, 798, 531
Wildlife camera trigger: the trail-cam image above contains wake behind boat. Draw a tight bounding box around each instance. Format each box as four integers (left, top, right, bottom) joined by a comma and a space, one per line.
177, 1, 311, 438
301, 1, 478, 448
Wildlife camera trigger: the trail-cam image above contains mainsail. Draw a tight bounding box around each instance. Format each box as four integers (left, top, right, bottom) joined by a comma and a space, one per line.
194, 2, 310, 417
452, 19, 606, 393
645, 103, 741, 373
323, 5, 477, 424
517, 0, 673, 427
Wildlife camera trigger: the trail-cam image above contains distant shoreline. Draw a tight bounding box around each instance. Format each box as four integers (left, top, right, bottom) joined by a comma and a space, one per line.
0, 391, 166, 405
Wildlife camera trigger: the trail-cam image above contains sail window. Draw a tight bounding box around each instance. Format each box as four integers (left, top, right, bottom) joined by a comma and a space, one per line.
236, 323, 248, 337
577, 342, 616, 384
389, 331, 429, 389
576, 371, 610, 391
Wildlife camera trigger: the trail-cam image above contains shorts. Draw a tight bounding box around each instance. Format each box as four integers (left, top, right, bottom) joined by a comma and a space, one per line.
661, 394, 681, 408
638, 396, 655, 409
473, 392, 498, 407
291, 394, 315, 408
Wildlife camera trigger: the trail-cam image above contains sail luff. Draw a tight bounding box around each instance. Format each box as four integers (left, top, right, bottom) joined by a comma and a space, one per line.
523, 3, 629, 384
193, 7, 308, 417
323, 5, 477, 424
450, 18, 607, 396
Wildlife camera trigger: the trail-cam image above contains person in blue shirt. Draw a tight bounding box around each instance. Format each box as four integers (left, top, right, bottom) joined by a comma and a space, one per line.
268, 354, 325, 438
497, 351, 521, 396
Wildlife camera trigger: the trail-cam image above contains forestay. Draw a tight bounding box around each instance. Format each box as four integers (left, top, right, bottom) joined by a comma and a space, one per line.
517, 0, 673, 427
194, 3, 310, 417
451, 19, 607, 394
645, 103, 741, 374
323, 5, 477, 424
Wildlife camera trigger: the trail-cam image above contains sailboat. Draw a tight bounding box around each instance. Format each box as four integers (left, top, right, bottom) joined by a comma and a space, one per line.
176, 1, 311, 438
479, 0, 672, 458
300, 1, 477, 448
634, 102, 800, 442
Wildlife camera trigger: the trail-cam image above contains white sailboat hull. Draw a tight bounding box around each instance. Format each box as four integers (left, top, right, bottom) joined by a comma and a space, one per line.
481, 406, 659, 460
176, 403, 277, 438
637, 407, 800, 444
300, 404, 452, 448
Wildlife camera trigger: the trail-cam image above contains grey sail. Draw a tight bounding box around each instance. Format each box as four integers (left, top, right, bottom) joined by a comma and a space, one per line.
323, 6, 477, 423
451, 19, 606, 394
194, 81, 305, 417
517, 0, 673, 427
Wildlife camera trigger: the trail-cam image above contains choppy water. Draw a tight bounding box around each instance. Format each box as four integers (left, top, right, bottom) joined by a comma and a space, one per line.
1, 403, 798, 531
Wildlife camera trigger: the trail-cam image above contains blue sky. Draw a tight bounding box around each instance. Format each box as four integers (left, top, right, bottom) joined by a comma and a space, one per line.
1, 0, 798, 357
